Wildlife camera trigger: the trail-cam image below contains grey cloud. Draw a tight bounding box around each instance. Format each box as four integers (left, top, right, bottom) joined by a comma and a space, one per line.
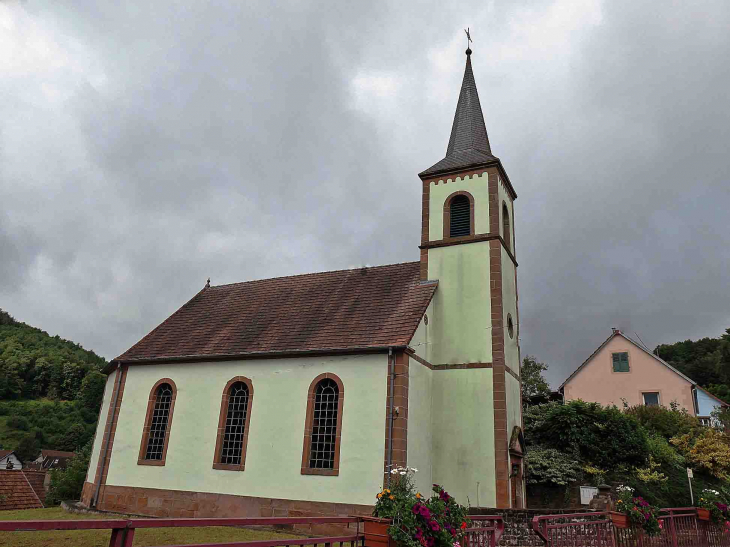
1, 0, 729, 386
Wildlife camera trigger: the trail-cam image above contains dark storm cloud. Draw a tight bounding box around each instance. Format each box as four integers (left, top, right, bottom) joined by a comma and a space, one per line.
1, 0, 729, 385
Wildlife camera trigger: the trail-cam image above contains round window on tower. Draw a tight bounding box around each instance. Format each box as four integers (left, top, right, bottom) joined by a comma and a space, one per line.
507, 314, 514, 339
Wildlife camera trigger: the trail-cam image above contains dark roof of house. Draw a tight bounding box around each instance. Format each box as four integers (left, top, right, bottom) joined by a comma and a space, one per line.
559, 330, 697, 390
40, 449, 75, 459
419, 50, 500, 178
115, 262, 438, 364
0, 451, 13, 460
0, 470, 43, 510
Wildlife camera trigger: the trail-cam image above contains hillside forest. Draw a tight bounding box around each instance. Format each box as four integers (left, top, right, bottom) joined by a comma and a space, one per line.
0, 308, 107, 461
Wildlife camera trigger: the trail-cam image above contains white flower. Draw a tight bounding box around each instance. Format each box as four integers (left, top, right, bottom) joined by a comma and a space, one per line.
400, 471, 407, 475
390, 469, 398, 474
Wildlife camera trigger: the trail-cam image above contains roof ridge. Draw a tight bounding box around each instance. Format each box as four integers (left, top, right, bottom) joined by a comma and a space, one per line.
210, 261, 421, 289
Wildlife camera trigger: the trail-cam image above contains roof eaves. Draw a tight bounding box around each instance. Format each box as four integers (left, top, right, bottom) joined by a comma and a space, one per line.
401, 281, 439, 347
558, 331, 619, 390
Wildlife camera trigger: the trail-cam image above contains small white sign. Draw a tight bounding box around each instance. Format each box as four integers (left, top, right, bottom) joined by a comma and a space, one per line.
687, 468, 694, 478
580, 486, 599, 505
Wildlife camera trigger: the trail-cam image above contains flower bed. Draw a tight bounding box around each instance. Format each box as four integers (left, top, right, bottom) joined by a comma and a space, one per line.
369, 466, 469, 547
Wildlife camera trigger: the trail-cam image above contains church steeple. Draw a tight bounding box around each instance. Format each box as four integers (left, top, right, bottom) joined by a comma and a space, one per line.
419, 49, 499, 178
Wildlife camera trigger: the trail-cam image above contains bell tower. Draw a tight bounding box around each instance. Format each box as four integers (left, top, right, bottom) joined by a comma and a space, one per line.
418, 47, 523, 508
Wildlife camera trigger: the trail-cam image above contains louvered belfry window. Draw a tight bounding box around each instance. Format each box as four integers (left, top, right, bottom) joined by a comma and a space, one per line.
220, 382, 249, 465
309, 379, 339, 469
145, 383, 173, 460
449, 195, 471, 237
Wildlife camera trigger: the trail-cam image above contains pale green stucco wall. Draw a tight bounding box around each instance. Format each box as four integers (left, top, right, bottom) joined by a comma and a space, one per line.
431, 369, 495, 508
86, 371, 116, 483
428, 173, 490, 240
426, 242, 491, 366
406, 345, 434, 497
501, 248, 519, 376
103, 354, 388, 505
506, 374, 521, 440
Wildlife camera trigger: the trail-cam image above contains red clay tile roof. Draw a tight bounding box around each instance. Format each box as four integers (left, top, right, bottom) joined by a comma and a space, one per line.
22, 470, 47, 505
0, 470, 43, 510
116, 262, 437, 363
0, 451, 12, 460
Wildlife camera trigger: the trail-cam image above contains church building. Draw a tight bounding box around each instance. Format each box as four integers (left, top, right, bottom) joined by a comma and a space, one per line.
81, 48, 524, 518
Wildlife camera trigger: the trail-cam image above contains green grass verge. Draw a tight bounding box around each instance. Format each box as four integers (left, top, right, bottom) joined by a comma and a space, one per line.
0, 507, 308, 547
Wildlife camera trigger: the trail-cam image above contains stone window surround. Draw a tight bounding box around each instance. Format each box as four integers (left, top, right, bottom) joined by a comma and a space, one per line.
301, 372, 344, 477
212, 376, 255, 471
442, 190, 475, 240
138, 378, 177, 467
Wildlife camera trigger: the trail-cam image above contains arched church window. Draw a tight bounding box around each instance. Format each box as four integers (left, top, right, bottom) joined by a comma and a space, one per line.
213, 377, 254, 471
449, 195, 471, 237
503, 202, 511, 252
301, 373, 344, 476
138, 379, 177, 466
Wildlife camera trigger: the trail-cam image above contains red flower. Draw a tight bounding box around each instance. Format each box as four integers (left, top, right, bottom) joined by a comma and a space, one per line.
461, 522, 468, 530
429, 520, 440, 532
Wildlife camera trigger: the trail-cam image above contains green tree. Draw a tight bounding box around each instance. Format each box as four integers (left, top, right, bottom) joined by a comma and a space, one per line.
46, 441, 91, 505
78, 371, 106, 410
58, 422, 88, 452
521, 355, 551, 406
15, 432, 41, 463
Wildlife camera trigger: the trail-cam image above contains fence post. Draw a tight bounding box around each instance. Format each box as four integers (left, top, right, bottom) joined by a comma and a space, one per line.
121, 526, 135, 547
668, 512, 678, 547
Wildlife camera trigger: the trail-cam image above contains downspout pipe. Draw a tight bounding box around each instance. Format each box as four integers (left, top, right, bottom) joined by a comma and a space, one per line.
93, 363, 123, 508
387, 347, 395, 486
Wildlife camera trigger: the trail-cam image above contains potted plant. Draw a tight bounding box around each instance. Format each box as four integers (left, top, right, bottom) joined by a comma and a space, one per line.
366, 466, 470, 547
610, 485, 661, 537
697, 489, 729, 524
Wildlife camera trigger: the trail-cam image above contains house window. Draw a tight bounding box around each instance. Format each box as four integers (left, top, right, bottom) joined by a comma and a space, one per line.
612, 352, 630, 372
449, 195, 471, 237
213, 377, 254, 471
643, 392, 660, 406
301, 373, 344, 476
138, 379, 177, 466
503, 202, 511, 252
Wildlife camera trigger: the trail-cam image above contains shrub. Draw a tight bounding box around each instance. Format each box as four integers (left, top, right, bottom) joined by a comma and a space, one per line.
672, 428, 730, 480
615, 485, 661, 537
6, 415, 29, 431
46, 441, 91, 505
526, 446, 583, 486
625, 404, 698, 440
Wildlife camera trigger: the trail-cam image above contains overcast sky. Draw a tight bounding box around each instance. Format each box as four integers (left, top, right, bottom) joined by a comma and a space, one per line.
2, 0, 729, 386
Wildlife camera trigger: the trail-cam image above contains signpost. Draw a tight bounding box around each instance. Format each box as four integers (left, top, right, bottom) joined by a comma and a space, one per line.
687, 468, 694, 505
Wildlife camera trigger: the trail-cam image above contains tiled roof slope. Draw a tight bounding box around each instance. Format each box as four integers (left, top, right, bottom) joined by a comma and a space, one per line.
116, 262, 438, 363
0, 470, 43, 510
40, 450, 75, 459
22, 470, 47, 505
0, 451, 12, 460
420, 51, 499, 178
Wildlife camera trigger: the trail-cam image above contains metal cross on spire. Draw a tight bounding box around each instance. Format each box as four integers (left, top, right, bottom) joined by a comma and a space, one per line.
464, 27, 473, 54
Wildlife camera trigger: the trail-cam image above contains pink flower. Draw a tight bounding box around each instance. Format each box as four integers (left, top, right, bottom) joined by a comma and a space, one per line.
429, 520, 441, 532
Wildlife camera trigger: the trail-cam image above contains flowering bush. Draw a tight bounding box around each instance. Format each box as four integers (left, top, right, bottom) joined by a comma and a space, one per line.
615, 485, 662, 537
697, 488, 730, 525
373, 466, 470, 547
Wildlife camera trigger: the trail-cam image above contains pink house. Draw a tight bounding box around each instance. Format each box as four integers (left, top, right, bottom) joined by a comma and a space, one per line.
559, 329, 727, 423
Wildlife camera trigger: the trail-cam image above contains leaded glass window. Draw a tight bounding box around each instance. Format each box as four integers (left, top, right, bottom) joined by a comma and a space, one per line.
145, 383, 173, 460
220, 382, 250, 465
309, 379, 339, 469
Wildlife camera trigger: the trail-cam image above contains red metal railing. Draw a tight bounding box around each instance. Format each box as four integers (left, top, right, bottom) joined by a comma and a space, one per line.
532, 507, 730, 547
0, 516, 361, 547
0, 514, 504, 547
463, 515, 505, 547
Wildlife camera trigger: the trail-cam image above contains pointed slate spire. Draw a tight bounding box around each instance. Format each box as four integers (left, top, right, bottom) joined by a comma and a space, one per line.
419, 49, 498, 178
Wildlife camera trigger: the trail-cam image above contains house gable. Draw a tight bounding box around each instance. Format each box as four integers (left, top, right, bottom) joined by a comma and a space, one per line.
562, 333, 696, 413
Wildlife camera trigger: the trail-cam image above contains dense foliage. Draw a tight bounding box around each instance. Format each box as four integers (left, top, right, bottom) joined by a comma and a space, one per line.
0, 309, 106, 400
525, 400, 730, 507
373, 467, 469, 547
46, 441, 92, 505
521, 356, 551, 406
0, 308, 107, 460
655, 329, 730, 402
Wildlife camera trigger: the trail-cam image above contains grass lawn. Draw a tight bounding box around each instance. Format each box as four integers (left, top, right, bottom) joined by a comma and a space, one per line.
0, 507, 308, 547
